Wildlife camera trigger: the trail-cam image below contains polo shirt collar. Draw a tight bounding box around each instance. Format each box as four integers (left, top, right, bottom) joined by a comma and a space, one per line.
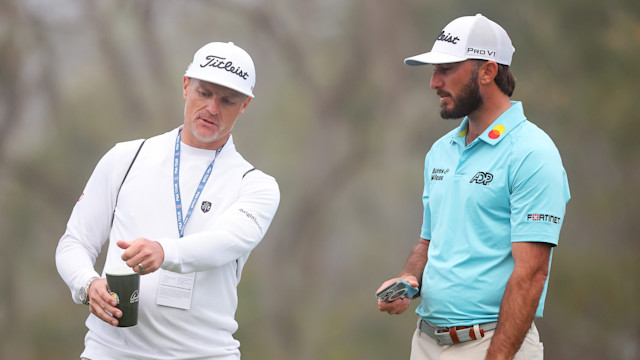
450, 101, 526, 146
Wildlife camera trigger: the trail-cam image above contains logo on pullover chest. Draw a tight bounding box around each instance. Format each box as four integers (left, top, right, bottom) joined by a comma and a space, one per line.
470, 171, 494, 185
201, 201, 212, 213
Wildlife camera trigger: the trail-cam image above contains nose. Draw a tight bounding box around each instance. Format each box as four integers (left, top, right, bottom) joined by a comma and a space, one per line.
205, 97, 220, 115
430, 72, 442, 90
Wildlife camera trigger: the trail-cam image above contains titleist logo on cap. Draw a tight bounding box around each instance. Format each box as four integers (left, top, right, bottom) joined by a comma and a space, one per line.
199, 55, 250, 80
435, 31, 460, 44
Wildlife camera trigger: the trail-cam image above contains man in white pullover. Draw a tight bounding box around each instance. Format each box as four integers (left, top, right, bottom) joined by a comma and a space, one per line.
56, 42, 280, 360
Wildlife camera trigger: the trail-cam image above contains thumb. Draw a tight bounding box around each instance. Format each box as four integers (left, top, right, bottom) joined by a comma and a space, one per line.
117, 240, 131, 250
403, 276, 419, 288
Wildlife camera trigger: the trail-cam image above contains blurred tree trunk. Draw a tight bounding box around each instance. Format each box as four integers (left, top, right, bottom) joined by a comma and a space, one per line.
0, 0, 28, 357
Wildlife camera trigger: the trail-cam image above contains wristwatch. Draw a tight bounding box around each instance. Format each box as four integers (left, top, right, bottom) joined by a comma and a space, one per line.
79, 277, 99, 305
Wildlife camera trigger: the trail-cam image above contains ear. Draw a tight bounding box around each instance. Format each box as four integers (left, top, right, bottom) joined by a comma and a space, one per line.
479, 61, 499, 85
237, 97, 252, 116
183, 76, 191, 99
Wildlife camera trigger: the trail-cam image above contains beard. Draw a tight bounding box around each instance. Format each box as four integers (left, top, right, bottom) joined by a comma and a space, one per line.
440, 68, 483, 119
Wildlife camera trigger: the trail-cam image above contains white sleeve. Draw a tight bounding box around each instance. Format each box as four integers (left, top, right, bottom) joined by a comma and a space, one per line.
55, 141, 141, 303
157, 170, 280, 273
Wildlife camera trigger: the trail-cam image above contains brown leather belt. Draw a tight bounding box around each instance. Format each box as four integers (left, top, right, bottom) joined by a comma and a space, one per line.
419, 319, 498, 345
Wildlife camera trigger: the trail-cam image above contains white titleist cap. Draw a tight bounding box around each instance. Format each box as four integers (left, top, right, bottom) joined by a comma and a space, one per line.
404, 14, 515, 66
185, 42, 256, 98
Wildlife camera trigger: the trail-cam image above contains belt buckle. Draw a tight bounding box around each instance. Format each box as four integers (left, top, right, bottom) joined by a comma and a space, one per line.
433, 326, 458, 345
434, 324, 484, 345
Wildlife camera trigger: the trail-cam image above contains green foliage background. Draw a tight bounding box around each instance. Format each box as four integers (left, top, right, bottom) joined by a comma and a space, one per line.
0, 0, 638, 359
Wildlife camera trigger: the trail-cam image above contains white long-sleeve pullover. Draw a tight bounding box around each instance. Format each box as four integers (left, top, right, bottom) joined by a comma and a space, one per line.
56, 127, 280, 360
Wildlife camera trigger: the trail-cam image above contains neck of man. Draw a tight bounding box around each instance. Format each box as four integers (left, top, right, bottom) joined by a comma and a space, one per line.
181, 130, 230, 151
465, 92, 512, 146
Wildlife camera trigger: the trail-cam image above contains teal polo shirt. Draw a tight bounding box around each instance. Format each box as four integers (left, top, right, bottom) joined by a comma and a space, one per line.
417, 101, 570, 327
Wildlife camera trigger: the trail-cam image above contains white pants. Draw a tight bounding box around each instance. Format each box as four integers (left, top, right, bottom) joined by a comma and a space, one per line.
410, 322, 544, 360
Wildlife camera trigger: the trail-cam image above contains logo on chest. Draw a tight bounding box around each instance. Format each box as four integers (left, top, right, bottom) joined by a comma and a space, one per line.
201, 201, 212, 213
470, 171, 494, 185
431, 168, 450, 181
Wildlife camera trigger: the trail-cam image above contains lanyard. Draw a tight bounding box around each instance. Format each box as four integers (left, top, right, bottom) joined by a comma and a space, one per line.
173, 129, 223, 238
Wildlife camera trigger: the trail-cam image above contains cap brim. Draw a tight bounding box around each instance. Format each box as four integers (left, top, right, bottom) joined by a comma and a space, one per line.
404, 52, 467, 66
185, 73, 255, 98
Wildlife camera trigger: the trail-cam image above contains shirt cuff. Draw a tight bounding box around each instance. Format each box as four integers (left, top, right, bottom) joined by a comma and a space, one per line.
156, 238, 179, 271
